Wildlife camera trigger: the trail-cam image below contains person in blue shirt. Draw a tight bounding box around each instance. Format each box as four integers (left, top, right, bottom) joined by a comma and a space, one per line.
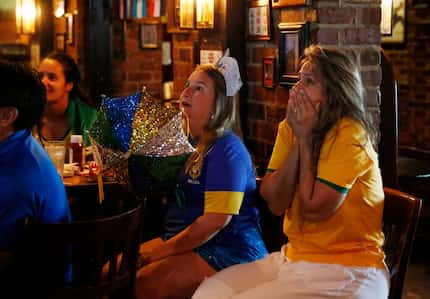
135, 57, 268, 299
0, 61, 71, 271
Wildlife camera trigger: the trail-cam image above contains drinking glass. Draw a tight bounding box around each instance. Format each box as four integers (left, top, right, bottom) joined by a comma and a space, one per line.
44, 140, 66, 178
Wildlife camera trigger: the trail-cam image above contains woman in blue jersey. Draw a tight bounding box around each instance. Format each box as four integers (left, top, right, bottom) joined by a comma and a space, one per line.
135, 57, 267, 299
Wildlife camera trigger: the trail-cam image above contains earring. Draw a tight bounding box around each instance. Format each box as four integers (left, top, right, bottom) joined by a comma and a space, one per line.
210, 114, 215, 120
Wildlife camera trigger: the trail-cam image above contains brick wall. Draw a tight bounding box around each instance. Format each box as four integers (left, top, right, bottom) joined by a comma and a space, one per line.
110, 21, 163, 98
384, 4, 430, 149
246, 0, 382, 171
66, 1, 164, 99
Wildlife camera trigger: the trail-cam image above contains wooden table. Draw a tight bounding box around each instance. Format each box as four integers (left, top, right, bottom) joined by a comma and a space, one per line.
63, 175, 136, 220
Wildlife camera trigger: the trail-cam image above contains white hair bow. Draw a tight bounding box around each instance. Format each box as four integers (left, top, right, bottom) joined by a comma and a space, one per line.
216, 49, 243, 97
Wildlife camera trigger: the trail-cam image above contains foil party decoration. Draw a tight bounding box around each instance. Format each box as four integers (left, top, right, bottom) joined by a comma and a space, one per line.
88, 88, 195, 186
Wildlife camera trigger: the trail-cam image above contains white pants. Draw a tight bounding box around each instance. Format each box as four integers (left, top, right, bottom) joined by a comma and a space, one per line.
192, 247, 390, 299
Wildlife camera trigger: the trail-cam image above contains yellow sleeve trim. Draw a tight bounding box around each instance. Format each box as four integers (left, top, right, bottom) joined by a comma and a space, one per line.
204, 191, 244, 215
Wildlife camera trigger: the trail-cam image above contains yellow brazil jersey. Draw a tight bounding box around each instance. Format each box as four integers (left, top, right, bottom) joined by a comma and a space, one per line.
268, 118, 386, 269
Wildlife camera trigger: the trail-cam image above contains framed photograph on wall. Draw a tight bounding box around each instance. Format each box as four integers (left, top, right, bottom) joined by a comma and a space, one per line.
139, 21, 159, 49
247, 0, 271, 41
65, 13, 75, 46
278, 22, 309, 87
263, 57, 276, 88
55, 33, 66, 52
382, 0, 406, 47
272, 0, 311, 8
179, 0, 194, 29
381, 0, 393, 35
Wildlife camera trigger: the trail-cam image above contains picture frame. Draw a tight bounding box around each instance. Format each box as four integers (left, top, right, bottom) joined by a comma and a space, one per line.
381, 0, 393, 35
65, 13, 75, 46
381, 0, 406, 47
246, 0, 271, 41
263, 57, 276, 88
55, 33, 66, 52
272, 0, 311, 8
179, 0, 194, 29
139, 21, 159, 49
278, 22, 309, 87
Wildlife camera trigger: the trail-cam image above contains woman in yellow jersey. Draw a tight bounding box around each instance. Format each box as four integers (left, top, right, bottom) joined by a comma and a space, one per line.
192, 45, 389, 299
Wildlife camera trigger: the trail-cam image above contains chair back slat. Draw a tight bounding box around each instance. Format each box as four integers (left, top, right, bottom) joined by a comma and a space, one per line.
22, 202, 143, 299
383, 187, 422, 299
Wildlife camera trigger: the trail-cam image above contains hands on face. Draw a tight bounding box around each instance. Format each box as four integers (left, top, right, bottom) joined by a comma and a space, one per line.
287, 84, 320, 139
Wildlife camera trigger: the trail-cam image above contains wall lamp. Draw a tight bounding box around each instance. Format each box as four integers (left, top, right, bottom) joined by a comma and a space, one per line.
16, 0, 37, 35
54, 0, 66, 18
179, 0, 214, 29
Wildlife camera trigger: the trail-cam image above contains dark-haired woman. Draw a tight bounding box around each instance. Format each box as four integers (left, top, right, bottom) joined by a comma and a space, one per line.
34, 52, 97, 146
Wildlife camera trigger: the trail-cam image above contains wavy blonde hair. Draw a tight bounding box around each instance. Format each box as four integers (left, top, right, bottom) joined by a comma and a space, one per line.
301, 45, 377, 167
185, 64, 237, 178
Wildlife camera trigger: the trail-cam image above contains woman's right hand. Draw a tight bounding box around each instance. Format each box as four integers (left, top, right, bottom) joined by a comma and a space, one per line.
287, 85, 320, 140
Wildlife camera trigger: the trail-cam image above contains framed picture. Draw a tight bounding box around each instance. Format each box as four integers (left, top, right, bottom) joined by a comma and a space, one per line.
55, 33, 66, 52
247, 0, 271, 41
139, 21, 159, 49
278, 22, 309, 87
263, 57, 276, 88
65, 13, 74, 46
381, 0, 393, 35
179, 0, 194, 29
272, 0, 311, 8
382, 0, 406, 46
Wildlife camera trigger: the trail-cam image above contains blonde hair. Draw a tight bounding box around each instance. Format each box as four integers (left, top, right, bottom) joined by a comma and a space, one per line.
185, 64, 237, 178
300, 45, 376, 166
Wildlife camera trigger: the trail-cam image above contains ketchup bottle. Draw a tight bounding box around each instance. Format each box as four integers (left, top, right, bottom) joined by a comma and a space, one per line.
69, 135, 84, 169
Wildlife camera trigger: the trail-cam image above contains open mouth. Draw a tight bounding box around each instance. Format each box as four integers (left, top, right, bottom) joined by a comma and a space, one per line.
180, 101, 191, 110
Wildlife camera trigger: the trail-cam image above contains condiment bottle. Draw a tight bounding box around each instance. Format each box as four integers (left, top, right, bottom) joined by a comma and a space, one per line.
69, 135, 84, 169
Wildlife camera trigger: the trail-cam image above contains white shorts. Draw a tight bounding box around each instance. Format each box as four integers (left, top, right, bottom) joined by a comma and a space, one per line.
192, 246, 390, 299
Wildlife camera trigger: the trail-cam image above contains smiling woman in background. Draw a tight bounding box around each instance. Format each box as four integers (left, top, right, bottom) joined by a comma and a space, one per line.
34, 52, 97, 146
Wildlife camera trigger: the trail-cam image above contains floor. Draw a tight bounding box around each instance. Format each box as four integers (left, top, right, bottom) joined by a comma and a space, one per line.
402, 240, 430, 298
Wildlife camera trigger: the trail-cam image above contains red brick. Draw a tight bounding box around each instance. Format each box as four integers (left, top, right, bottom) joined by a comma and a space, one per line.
342, 27, 380, 44
266, 105, 286, 123
252, 86, 276, 103
315, 27, 339, 44
364, 88, 381, 108
254, 120, 278, 143
361, 68, 381, 86
127, 72, 149, 82
359, 7, 381, 25
360, 47, 380, 66
317, 7, 356, 24
252, 46, 278, 64
246, 65, 262, 82
248, 103, 266, 119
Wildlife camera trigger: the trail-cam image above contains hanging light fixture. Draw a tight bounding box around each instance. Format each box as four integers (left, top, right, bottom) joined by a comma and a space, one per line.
16, 0, 37, 35
54, 0, 66, 18
196, 0, 214, 29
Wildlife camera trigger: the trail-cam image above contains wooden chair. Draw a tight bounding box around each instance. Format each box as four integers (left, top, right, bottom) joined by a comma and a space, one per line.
379, 49, 399, 188
383, 187, 422, 299
19, 202, 143, 299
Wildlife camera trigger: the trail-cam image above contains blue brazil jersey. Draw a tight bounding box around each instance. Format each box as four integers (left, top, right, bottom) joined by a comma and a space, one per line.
165, 131, 267, 270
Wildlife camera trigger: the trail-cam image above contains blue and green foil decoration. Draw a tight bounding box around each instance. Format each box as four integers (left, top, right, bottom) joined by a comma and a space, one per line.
88, 88, 195, 190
